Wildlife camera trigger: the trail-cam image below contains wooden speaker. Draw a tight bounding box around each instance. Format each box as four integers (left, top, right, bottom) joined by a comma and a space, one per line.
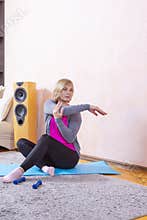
13, 82, 37, 147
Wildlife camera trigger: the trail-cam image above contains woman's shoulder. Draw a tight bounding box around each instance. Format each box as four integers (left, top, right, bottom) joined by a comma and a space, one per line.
44, 99, 56, 105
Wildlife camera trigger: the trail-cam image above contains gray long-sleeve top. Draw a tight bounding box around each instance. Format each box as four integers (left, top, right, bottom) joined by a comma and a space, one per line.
44, 99, 90, 155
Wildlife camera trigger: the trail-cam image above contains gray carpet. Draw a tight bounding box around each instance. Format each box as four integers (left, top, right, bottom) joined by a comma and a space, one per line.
0, 152, 147, 220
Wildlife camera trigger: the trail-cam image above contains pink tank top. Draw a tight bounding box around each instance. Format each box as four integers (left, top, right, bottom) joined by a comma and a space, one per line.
50, 116, 76, 151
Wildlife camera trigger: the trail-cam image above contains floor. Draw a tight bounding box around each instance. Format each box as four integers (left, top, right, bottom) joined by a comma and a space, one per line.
80, 159, 147, 186
110, 163, 147, 220
80, 159, 147, 220
1, 147, 147, 219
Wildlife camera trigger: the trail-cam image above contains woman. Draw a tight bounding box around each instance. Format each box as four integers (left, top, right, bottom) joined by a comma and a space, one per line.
3, 78, 107, 183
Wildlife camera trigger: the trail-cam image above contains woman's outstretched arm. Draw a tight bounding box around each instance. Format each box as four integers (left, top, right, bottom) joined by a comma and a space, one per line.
62, 104, 107, 116
53, 102, 107, 143
44, 99, 107, 117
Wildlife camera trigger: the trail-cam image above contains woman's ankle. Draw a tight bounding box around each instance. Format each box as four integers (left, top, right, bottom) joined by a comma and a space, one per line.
42, 165, 49, 173
41, 165, 55, 176
19, 167, 24, 173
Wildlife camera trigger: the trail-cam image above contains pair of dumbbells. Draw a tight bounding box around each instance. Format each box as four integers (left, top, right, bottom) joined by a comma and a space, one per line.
13, 177, 42, 189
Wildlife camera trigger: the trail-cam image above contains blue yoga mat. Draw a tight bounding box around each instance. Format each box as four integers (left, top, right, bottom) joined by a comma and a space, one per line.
0, 161, 120, 176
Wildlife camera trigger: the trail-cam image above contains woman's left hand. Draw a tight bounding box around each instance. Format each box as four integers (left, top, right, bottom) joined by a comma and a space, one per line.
89, 105, 107, 116
53, 101, 63, 118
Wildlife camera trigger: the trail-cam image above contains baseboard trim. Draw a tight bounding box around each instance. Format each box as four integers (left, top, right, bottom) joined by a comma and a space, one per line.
80, 154, 147, 170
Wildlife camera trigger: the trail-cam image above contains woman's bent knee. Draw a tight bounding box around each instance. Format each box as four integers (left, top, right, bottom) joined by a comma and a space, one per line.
17, 138, 26, 147
17, 138, 29, 150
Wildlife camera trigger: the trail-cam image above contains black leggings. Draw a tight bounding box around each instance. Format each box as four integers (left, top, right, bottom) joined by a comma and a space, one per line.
17, 134, 79, 172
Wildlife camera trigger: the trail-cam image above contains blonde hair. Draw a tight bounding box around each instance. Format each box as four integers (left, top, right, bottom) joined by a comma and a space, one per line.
52, 78, 74, 102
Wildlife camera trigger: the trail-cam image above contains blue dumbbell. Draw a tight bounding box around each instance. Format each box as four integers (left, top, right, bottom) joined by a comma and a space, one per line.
32, 180, 42, 189
13, 176, 26, 185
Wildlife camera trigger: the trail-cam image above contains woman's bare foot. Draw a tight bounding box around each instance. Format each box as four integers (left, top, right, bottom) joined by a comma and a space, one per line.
2, 167, 24, 183
42, 165, 55, 176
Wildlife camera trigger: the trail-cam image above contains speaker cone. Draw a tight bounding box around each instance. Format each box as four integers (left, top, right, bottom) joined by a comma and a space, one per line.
14, 88, 27, 102
15, 104, 27, 125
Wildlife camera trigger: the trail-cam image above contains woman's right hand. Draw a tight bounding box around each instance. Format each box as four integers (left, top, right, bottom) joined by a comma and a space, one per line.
53, 101, 63, 119
89, 105, 107, 116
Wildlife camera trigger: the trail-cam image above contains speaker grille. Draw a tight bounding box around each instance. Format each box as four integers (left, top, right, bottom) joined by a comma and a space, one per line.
14, 88, 27, 102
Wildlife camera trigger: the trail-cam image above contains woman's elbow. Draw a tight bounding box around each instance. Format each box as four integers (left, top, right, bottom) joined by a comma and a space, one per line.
66, 136, 75, 143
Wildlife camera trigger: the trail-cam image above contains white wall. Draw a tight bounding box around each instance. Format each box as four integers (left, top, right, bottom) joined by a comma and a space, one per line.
5, 0, 147, 166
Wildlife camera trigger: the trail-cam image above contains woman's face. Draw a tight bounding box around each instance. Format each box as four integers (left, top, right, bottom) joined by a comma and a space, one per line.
59, 83, 74, 103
